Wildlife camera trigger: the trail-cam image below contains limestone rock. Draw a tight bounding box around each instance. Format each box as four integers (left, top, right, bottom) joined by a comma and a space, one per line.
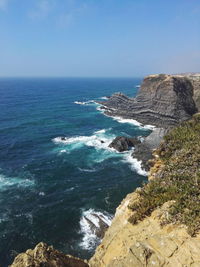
10, 242, 88, 267
89, 192, 200, 267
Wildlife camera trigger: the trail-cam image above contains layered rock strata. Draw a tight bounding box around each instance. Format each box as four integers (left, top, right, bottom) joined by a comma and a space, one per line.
103, 74, 198, 169
100, 74, 197, 128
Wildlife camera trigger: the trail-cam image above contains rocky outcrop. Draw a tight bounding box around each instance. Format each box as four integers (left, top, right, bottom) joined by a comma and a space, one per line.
89, 191, 200, 267
10, 242, 88, 267
90, 114, 200, 266
109, 136, 141, 152
132, 128, 168, 170
100, 74, 197, 128
103, 74, 198, 170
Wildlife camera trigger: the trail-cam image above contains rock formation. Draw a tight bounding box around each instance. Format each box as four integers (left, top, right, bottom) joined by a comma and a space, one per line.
100, 74, 198, 128
10, 242, 88, 267
104, 74, 199, 170
109, 136, 141, 152
89, 191, 200, 267
89, 114, 200, 266
177, 73, 200, 111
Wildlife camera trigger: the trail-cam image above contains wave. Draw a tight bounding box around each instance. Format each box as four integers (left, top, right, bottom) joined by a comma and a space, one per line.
0, 173, 35, 191
122, 152, 148, 176
52, 128, 115, 152
74, 100, 96, 105
79, 209, 113, 250
78, 168, 97, 173
99, 96, 108, 100
112, 116, 155, 130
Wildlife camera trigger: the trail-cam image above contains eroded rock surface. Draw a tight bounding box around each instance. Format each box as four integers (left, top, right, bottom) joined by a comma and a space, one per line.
10, 242, 88, 267
89, 192, 200, 267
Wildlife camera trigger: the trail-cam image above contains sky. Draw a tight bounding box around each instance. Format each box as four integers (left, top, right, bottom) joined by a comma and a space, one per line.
0, 0, 200, 77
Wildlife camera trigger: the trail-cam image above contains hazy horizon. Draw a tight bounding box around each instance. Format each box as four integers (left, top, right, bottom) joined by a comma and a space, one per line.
0, 0, 200, 77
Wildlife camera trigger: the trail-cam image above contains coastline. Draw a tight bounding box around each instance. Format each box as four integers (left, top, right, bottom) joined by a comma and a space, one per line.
10, 73, 200, 267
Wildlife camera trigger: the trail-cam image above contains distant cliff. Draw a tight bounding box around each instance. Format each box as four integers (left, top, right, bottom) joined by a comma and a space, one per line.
100, 74, 198, 128
101, 74, 200, 170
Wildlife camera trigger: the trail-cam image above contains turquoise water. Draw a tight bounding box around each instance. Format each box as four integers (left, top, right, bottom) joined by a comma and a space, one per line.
0, 78, 150, 266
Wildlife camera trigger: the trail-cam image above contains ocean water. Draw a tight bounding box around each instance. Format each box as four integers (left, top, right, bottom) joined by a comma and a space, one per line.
0, 78, 150, 266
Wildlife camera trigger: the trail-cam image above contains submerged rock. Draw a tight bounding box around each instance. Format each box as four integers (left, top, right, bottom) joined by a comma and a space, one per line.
109, 136, 141, 152
10, 242, 88, 267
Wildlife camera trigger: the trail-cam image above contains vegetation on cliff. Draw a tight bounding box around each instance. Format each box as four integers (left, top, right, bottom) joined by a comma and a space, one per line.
129, 113, 200, 236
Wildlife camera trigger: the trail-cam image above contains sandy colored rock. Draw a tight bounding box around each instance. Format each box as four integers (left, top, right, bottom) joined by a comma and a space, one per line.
89, 192, 200, 267
10, 242, 88, 267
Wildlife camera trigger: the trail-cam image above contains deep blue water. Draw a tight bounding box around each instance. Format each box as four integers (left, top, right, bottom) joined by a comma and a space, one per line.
0, 78, 150, 266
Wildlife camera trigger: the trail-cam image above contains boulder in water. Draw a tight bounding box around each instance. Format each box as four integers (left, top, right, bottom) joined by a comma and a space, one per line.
109, 136, 141, 152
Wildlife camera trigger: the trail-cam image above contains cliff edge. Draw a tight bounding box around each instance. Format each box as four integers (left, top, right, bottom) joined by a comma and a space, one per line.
89, 113, 200, 267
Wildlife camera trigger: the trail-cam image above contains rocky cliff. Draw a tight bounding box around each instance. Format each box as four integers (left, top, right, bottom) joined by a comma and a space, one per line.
103, 74, 200, 170
100, 74, 198, 128
89, 113, 200, 267
10, 75, 200, 267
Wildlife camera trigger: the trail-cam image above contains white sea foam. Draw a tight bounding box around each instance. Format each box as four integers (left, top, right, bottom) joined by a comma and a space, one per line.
78, 168, 97, 173
94, 129, 106, 134
0, 174, 34, 191
53, 128, 115, 152
79, 209, 113, 250
74, 100, 95, 105
112, 116, 155, 130
99, 96, 108, 100
122, 151, 148, 176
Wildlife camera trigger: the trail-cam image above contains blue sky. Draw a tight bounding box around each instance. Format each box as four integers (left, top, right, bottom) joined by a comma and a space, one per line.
0, 0, 200, 77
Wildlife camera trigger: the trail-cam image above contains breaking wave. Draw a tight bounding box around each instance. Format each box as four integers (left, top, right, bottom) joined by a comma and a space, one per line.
112, 116, 155, 130
79, 209, 113, 250
74, 100, 96, 105
52, 128, 115, 152
122, 151, 148, 176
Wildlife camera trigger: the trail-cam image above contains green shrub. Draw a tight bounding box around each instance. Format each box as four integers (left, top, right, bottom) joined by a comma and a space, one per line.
128, 114, 200, 235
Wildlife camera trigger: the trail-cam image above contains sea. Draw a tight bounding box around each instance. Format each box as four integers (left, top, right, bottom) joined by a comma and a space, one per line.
0, 77, 151, 266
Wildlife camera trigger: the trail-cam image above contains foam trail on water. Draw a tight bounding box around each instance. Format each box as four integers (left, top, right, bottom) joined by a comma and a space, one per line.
99, 96, 108, 100
79, 209, 113, 250
112, 116, 155, 130
78, 168, 97, 173
52, 128, 115, 152
0, 174, 34, 191
74, 100, 96, 105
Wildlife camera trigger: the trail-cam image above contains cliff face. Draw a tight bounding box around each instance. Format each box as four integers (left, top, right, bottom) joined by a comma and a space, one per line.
89, 192, 200, 267
181, 74, 200, 111
90, 114, 200, 267
101, 74, 198, 128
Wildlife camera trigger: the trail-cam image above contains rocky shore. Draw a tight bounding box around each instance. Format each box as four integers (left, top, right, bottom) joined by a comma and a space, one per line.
102, 74, 200, 170
10, 73, 200, 267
